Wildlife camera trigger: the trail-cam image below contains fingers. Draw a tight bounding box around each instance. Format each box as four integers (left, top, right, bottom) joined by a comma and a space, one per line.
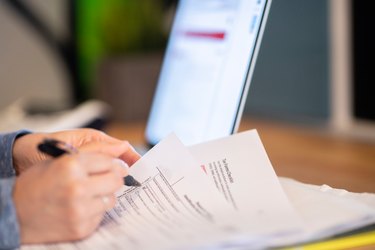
53, 128, 120, 147
60, 157, 122, 217
72, 195, 117, 222
79, 141, 141, 166
14, 149, 127, 244
77, 141, 127, 157
86, 169, 125, 197
119, 143, 141, 166
14, 128, 141, 177
69, 153, 127, 177
73, 175, 120, 223
93, 195, 117, 213
53, 128, 131, 153
56, 157, 121, 224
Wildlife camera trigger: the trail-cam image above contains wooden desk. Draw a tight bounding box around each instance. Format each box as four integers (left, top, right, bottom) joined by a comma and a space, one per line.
106, 118, 375, 193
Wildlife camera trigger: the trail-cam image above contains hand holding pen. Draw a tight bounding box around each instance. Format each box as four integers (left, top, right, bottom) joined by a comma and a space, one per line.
38, 138, 141, 187
12, 129, 141, 244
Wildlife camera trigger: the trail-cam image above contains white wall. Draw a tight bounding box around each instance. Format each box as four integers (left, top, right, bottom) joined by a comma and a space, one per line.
0, 0, 72, 109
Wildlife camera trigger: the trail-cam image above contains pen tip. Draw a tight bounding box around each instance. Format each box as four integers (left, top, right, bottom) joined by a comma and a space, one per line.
124, 175, 142, 187
133, 180, 142, 187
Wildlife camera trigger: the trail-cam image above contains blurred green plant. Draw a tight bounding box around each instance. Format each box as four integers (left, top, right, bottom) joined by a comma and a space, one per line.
76, 0, 167, 98
100, 0, 167, 54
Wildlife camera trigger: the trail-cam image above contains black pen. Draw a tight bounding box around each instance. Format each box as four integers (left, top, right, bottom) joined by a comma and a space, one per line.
37, 138, 141, 187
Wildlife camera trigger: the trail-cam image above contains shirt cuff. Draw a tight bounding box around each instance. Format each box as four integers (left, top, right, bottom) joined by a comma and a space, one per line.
0, 130, 31, 178
0, 177, 20, 250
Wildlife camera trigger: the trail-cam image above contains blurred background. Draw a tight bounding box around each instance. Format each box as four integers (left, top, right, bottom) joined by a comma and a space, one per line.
0, 0, 374, 141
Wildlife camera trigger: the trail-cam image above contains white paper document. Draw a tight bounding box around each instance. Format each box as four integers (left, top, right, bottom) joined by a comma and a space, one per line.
189, 130, 375, 247
276, 177, 375, 246
189, 130, 302, 236
22, 130, 302, 250
21, 130, 375, 250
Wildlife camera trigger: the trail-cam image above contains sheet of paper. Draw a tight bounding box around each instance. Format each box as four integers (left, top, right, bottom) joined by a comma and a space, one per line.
282, 177, 375, 208
26, 129, 371, 250
189, 130, 303, 246
22, 133, 279, 250
189, 129, 375, 248
275, 177, 375, 246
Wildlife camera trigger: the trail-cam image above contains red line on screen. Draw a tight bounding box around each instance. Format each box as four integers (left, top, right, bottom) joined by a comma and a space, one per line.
183, 31, 226, 40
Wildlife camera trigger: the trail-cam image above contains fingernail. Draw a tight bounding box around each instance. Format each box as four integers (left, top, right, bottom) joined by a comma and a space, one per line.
113, 158, 129, 176
113, 159, 129, 169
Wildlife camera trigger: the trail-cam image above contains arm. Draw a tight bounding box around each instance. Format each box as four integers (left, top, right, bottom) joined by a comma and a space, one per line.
0, 130, 30, 250
0, 130, 30, 178
0, 177, 20, 250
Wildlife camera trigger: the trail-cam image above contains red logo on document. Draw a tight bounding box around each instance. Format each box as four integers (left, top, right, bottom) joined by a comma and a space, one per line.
200, 164, 207, 174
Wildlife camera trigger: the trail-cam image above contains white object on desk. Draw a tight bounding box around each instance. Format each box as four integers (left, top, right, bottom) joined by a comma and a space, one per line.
21, 131, 302, 250
276, 177, 375, 246
21, 129, 375, 249
189, 130, 375, 248
0, 99, 110, 132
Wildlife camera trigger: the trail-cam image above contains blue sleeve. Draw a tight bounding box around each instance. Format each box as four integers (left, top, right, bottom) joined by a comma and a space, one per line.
0, 178, 20, 250
0, 130, 31, 249
0, 130, 31, 178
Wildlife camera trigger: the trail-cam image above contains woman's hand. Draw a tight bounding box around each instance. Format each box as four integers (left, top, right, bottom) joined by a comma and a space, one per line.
13, 144, 129, 244
12, 129, 141, 244
12, 128, 140, 174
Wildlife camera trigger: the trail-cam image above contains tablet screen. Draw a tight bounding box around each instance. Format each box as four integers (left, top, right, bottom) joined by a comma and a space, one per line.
146, 0, 270, 146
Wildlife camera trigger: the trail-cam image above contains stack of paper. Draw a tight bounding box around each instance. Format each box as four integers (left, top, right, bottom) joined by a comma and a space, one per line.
276, 177, 375, 248
22, 130, 375, 250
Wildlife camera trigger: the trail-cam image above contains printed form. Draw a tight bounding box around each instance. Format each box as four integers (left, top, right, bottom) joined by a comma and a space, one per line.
22, 131, 302, 250
189, 130, 303, 236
